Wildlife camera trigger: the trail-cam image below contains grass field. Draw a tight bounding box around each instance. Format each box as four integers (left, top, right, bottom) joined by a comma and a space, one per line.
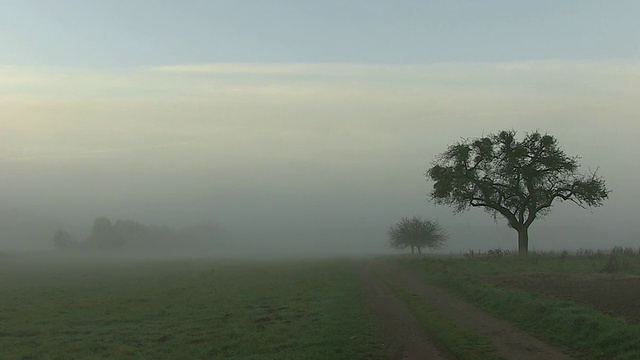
0, 256, 383, 360
3, 250, 640, 360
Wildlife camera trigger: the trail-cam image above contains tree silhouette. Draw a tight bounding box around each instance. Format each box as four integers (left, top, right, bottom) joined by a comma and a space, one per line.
388, 217, 447, 254
426, 130, 609, 255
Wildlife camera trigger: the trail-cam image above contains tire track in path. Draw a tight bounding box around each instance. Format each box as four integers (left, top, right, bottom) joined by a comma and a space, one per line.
356, 260, 449, 360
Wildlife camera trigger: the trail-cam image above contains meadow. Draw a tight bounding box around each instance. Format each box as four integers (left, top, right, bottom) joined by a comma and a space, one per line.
0, 256, 383, 360
3, 249, 640, 360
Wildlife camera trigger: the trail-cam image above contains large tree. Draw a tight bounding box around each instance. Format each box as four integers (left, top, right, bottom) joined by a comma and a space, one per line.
426, 130, 609, 255
388, 216, 447, 254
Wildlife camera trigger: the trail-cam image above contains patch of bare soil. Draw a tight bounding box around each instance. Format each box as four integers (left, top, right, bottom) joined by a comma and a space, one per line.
365, 261, 576, 360
356, 261, 448, 360
486, 272, 640, 323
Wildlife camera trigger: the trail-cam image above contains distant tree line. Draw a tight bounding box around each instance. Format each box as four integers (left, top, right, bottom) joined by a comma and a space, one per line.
52, 217, 224, 256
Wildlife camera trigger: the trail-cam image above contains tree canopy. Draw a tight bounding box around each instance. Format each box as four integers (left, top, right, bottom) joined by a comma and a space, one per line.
388, 216, 447, 254
426, 130, 609, 255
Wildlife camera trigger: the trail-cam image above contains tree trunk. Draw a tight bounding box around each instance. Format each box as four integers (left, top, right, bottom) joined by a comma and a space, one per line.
517, 226, 529, 256
417, 246, 422, 255
411, 245, 415, 254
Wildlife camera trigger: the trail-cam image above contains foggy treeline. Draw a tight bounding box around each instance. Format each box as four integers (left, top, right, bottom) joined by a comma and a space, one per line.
51, 216, 225, 258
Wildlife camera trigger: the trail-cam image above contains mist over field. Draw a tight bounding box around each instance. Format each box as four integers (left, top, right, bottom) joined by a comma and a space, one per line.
3, 63, 639, 256
2, 2, 640, 257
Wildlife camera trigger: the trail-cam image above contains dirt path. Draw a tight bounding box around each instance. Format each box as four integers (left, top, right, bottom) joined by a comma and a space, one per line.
358, 262, 450, 360
359, 259, 576, 360
357, 261, 449, 360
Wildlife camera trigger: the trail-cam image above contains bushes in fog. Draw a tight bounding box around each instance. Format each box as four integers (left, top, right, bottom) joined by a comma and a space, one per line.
53, 217, 223, 255
52, 230, 79, 250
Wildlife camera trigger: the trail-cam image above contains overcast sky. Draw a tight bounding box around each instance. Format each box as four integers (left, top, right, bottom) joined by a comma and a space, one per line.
1, 1, 639, 252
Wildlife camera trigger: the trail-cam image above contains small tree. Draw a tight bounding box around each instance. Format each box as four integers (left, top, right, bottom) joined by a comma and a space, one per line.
388, 217, 447, 254
426, 130, 609, 255
87, 217, 122, 250
52, 230, 77, 250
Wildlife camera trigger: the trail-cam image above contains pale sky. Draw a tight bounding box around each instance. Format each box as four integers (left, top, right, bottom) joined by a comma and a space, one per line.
2, 1, 640, 65
1, 1, 640, 252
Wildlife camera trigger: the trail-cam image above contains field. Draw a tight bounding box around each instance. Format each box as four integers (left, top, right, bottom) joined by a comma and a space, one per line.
2, 250, 640, 359
487, 272, 640, 324
0, 256, 383, 359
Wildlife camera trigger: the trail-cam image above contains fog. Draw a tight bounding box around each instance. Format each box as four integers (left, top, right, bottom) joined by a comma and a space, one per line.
2, 62, 639, 257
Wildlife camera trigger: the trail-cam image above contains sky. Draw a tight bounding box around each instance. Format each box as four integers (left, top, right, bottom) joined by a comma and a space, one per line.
1, 1, 640, 253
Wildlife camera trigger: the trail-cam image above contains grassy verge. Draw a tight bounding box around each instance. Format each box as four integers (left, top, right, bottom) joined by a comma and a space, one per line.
376, 270, 500, 360
392, 257, 640, 360
439, 249, 640, 275
0, 257, 383, 359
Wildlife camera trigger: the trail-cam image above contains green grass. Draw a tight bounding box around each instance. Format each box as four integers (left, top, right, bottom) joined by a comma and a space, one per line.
391, 256, 640, 360
0, 257, 384, 360
446, 250, 640, 276
376, 270, 500, 360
